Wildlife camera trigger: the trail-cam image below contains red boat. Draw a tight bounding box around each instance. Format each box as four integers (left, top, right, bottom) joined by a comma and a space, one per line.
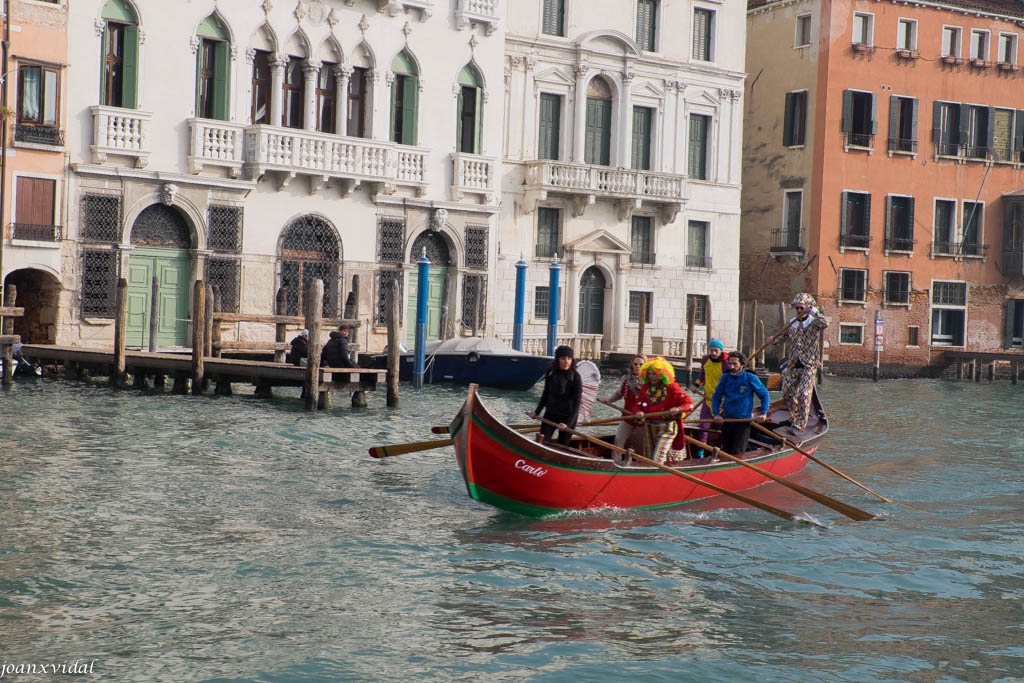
449, 384, 828, 517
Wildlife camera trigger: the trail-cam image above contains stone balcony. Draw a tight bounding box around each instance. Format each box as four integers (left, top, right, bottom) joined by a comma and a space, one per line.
455, 0, 499, 34
450, 152, 496, 203
90, 105, 151, 168
187, 119, 429, 195
522, 160, 687, 222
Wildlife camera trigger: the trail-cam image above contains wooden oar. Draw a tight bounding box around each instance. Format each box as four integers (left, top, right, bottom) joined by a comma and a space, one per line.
682, 434, 875, 521
431, 414, 622, 435
533, 416, 825, 528
750, 422, 911, 509
371, 424, 543, 458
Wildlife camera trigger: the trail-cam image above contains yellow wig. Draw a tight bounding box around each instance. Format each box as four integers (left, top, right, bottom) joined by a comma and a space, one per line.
640, 357, 675, 385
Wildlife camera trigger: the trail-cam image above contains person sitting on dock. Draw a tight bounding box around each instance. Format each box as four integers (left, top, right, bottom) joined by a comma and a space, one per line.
712, 351, 770, 457
528, 345, 582, 445
321, 328, 355, 368
289, 329, 309, 366
598, 354, 646, 449
634, 357, 694, 462
692, 339, 729, 457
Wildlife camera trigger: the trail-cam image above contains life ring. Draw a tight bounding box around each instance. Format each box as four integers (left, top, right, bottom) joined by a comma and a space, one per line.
466, 351, 481, 366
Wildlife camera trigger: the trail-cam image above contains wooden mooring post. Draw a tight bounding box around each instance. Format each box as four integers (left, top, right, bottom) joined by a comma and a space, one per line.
386, 278, 400, 407
1, 284, 20, 387
112, 278, 129, 387
304, 280, 324, 411
191, 280, 206, 395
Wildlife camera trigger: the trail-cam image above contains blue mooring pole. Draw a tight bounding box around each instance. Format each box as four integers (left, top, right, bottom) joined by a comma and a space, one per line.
546, 255, 560, 357
512, 257, 527, 351
413, 251, 431, 389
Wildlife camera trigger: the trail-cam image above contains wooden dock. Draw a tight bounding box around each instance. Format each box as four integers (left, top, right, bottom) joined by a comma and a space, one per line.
941, 350, 1024, 383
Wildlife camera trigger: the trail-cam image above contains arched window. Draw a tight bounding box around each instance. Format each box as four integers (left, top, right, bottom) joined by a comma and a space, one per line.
584, 77, 612, 166
279, 215, 341, 317
130, 204, 191, 248
456, 65, 482, 154
100, 0, 139, 108
196, 14, 231, 121
282, 56, 305, 129
390, 51, 418, 145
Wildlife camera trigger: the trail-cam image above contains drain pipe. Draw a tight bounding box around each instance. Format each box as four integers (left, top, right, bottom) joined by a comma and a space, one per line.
0, 0, 10, 294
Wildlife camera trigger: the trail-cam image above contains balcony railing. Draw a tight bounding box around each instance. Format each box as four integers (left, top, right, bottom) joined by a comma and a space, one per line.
884, 236, 916, 252
931, 241, 988, 257
243, 125, 428, 193
11, 222, 61, 242
450, 152, 496, 202
936, 141, 963, 157
888, 137, 917, 154
845, 131, 874, 148
14, 124, 64, 146
188, 118, 246, 176
90, 105, 151, 168
685, 254, 712, 269
523, 160, 686, 220
840, 232, 870, 249
455, 0, 499, 33
770, 228, 803, 253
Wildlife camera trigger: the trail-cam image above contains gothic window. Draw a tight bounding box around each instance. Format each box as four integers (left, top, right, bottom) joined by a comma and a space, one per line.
280, 215, 341, 317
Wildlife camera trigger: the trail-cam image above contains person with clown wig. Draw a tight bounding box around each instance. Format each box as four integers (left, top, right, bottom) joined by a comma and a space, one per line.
633, 357, 695, 462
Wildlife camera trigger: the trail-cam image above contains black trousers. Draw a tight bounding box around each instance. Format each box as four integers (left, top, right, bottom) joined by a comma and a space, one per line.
721, 421, 752, 456
539, 411, 575, 445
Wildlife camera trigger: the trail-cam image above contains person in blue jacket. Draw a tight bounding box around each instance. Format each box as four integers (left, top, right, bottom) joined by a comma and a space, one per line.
711, 351, 770, 456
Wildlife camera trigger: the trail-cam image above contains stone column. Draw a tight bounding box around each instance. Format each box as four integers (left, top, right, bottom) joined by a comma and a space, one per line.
572, 63, 588, 163
303, 61, 320, 131
269, 54, 287, 127
618, 70, 634, 169
335, 65, 352, 136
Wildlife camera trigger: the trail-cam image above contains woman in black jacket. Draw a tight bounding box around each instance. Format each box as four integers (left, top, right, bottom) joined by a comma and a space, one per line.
528, 345, 582, 445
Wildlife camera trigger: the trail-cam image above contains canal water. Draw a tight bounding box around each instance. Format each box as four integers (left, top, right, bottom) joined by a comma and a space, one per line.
0, 373, 1021, 682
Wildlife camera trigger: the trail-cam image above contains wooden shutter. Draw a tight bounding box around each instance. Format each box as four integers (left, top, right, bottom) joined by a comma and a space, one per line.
631, 106, 651, 170
692, 10, 709, 60
885, 195, 893, 241
784, 93, 795, 146
888, 95, 899, 152
958, 104, 971, 144
987, 106, 996, 151
212, 41, 230, 121
538, 93, 561, 160
910, 97, 919, 143
402, 75, 418, 145
688, 115, 707, 179
1008, 300, 1019, 347
1016, 110, 1024, 161
840, 191, 849, 238
585, 98, 611, 165
122, 24, 139, 109
474, 86, 483, 155
543, 0, 563, 36
932, 101, 944, 144
841, 90, 853, 133
870, 93, 878, 135
636, 0, 655, 51
16, 177, 55, 226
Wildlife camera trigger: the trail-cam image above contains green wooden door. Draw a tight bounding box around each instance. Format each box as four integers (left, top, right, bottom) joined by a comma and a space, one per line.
126, 247, 190, 348
578, 266, 605, 335
406, 268, 447, 347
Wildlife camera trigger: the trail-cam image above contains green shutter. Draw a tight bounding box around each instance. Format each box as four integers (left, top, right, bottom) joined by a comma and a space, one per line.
474, 86, 483, 155
910, 97, 919, 143
783, 92, 794, 146
402, 75, 418, 145
841, 191, 849, 238
932, 101, 943, 144
538, 93, 560, 160
958, 103, 971, 144
870, 94, 878, 135
212, 41, 230, 120
1015, 110, 1024, 160
841, 90, 853, 132
195, 44, 204, 115
122, 24, 139, 109
631, 106, 651, 170
100, 24, 110, 105
587, 98, 611, 165
888, 95, 899, 152
885, 195, 893, 241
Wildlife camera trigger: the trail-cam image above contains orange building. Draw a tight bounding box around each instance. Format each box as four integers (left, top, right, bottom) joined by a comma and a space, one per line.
743, 0, 1024, 375
0, 0, 67, 344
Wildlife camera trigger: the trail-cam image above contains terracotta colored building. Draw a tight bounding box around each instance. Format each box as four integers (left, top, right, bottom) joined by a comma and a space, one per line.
743, 0, 1024, 375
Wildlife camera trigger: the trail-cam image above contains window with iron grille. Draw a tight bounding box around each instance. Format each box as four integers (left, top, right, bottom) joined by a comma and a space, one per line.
534, 285, 562, 320
208, 205, 242, 253
461, 274, 487, 328
932, 281, 966, 306
131, 204, 190, 248
465, 226, 488, 269
839, 268, 867, 302
629, 291, 653, 323
536, 207, 560, 258
884, 271, 911, 304
81, 249, 118, 317
378, 217, 405, 263
375, 268, 404, 325
630, 216, 653, 264
206, 258, 241, 313
686, 294, 708, 325
279, 215, 341, 317
841, 191, 871, 249
839, 324, 864, 344
81, 194, 121, 243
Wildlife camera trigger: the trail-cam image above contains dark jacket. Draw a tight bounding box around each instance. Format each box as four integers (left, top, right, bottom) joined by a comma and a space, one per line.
535, 368, 583, 424
320, 331, 353, 368
288, 335, 308, 366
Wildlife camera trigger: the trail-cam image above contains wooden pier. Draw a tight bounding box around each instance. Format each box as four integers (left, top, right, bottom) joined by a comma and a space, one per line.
942, 350, 1024, 384
6, 278, 391, 410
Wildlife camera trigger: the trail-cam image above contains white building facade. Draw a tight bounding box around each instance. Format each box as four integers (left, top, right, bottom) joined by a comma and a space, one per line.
28, 0, 744, 358
495, 0, 747, 357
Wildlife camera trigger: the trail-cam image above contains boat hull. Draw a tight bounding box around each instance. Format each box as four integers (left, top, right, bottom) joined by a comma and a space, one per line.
373, 350, 551, 390
451, 386, 823, 517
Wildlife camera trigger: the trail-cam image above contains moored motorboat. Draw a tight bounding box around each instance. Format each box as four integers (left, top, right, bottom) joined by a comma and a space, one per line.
371, 337, 552, 390
449, 384, 829, 517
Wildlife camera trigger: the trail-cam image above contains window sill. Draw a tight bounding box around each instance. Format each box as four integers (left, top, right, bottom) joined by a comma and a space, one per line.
883, 249, 914, 257
838, 246, 869, 254
10, 239, 61, 249
882, 302, 911, 309
838, 300, 868, 307
14, 140, 66, 153
785, 143, 807, 150
82, 317, 115, 326
838, 340, 865, 346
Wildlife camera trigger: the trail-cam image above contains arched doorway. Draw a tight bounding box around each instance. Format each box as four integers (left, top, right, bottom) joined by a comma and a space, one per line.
406, 231, 449, 346
2, 268, 61, 344
127, 204, 192, 348
578, 266, 605, 335
279, 215, 341, 317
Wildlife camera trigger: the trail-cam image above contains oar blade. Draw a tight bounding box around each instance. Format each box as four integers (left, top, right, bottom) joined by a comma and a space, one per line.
368, 437, 454, 458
